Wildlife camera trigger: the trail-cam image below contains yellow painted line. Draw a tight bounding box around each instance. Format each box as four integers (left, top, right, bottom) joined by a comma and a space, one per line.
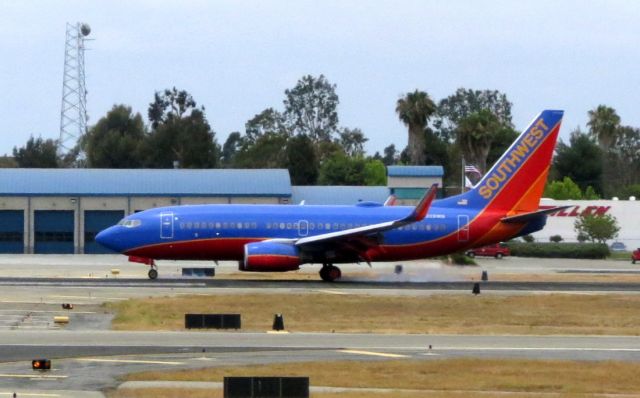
76, 358, 185, 365
266, 330, 289, 334
0, 374, 67, 379
317, 289, 348, 295
339, 349, 409, 358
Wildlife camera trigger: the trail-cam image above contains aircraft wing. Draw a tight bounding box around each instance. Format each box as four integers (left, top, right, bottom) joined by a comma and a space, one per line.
500, 206, 571, 223
295, 184, 438, 247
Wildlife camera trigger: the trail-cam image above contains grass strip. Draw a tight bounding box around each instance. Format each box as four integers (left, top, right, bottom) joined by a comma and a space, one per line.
106, 293, 640, 335
112, 358, 640, 397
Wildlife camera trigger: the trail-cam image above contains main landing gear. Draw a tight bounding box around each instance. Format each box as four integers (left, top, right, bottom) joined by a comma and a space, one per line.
319, 263, 342, 282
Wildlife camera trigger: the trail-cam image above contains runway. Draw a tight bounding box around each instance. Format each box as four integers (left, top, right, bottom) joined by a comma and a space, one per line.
2, 330, 640, 393
0, 255, 639, 396
1, 276, 640, 292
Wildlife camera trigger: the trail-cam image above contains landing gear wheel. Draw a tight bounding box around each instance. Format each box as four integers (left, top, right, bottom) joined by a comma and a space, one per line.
148, 268, 158, 280
319, 265, 342, 282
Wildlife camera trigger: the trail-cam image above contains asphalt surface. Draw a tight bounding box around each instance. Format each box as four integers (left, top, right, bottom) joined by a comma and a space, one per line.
1, 255, 640, 397
2, 277, 640, 292
2, 331, 640, 394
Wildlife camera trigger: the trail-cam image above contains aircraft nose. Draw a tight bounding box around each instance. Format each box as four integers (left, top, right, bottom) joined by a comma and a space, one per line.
95, 227, 121, 252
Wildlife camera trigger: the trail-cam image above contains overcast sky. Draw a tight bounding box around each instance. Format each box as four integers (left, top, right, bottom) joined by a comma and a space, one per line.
1, 0, 638, 157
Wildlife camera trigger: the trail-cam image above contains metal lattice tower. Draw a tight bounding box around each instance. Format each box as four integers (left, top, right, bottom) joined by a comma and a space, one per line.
59, 22, 91, 156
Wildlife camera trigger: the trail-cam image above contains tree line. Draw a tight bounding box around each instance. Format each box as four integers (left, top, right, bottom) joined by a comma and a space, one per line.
7, 74, 640, 197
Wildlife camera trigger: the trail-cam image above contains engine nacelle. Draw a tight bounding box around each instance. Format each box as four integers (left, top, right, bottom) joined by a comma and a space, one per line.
241, 241, 302, 271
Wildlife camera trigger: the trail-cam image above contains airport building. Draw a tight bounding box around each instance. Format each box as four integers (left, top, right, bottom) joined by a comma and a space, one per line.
0, 169, 291, 254
0, 167, 443, 254
534, 198, 640, 250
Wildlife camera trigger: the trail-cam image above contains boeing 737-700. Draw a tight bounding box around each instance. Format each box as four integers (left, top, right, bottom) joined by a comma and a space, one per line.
96, 109, 565, 281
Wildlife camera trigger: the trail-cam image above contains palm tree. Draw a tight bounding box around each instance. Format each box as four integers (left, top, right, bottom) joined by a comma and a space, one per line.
396, 90, 436, 165
587, 105, 620, 150
456, 109, 501, 174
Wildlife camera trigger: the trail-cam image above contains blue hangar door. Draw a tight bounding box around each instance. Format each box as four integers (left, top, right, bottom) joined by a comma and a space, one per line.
0, 210, 24, 253
84, 210, 124, 254
34, 210, 75, 254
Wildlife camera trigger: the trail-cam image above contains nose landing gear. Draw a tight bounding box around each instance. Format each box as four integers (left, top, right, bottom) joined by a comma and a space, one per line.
148, 265, 158, 280
319, 263, 341, 282
128, 256, 159, 280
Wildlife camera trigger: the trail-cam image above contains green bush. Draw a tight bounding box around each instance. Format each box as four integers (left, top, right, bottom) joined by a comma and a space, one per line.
437, 252, 477, 265
549, 235, 563, 243
506, 242, 609, 259
522, 234, 535, 243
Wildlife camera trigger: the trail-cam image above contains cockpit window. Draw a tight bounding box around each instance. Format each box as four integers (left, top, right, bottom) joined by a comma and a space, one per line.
118, 219, 142, 228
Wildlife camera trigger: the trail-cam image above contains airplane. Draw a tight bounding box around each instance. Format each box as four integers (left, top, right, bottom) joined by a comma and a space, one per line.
96, 109, 565, 282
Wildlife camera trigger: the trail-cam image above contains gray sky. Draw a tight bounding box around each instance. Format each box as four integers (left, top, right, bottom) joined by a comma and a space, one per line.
1, 0, 638, 157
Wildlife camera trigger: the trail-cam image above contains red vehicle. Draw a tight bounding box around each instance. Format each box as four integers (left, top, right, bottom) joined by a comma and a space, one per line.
632, 249, 640, 264
466, 243, 510, 259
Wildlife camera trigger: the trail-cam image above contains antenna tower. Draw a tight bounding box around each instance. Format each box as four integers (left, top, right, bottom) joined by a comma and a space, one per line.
59, 22, 91, 156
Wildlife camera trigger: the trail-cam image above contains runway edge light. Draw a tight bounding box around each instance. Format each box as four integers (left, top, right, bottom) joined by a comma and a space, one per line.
32, 359, 51, 370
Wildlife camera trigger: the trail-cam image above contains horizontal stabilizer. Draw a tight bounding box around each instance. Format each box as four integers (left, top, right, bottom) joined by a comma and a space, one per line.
501, 206, 571, 223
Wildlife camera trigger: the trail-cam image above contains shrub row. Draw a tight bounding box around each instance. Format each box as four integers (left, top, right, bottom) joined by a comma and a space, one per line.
506, 242, 610, 259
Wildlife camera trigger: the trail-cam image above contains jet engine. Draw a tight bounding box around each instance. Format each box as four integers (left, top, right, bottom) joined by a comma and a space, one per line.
241, 241, 302, 271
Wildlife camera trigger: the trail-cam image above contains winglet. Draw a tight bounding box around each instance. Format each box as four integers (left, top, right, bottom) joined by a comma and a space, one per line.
403, 183, 438, 222
383, 194, 397, 206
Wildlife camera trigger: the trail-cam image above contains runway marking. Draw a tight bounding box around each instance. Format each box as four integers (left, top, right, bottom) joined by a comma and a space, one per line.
317, 289, 348, 295
436, 347, 640, 352
339, 349, 409, 358
0, 374, 67, 380
49, 295, 127, 301
76, 358, 185, 365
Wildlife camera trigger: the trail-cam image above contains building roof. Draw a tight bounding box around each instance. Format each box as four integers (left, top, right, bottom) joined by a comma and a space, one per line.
387, 165, 444, 177
291, 186, 389, 205
0, 169, 292, 197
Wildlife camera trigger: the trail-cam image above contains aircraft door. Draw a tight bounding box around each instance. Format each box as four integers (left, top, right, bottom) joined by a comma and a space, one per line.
298, 220, 309, 237
160, 212, 174, 239
457, 214, 469, 242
